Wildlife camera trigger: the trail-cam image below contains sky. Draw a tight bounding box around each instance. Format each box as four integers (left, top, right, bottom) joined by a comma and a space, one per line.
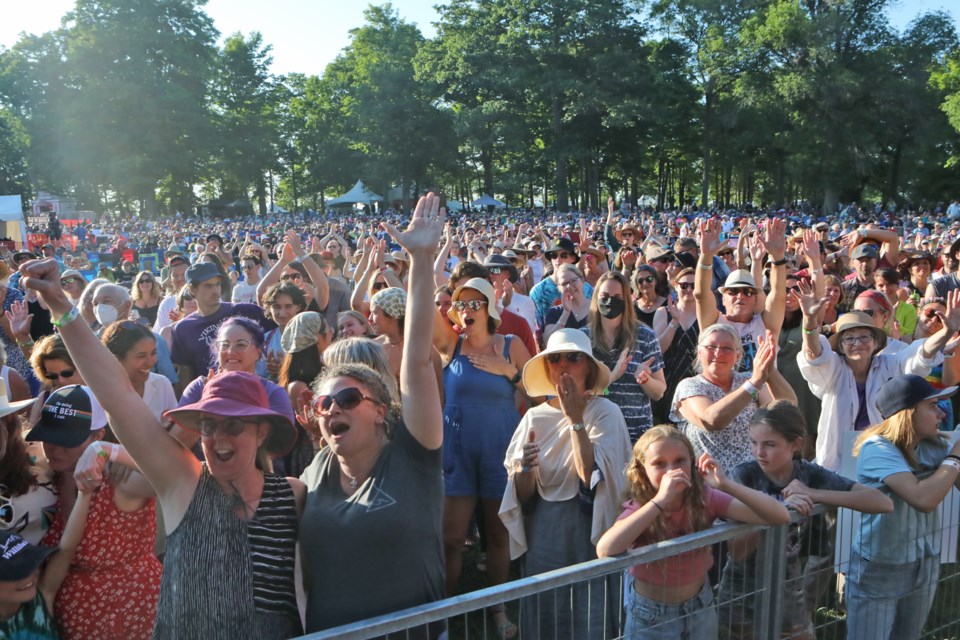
1, 0, 957, 78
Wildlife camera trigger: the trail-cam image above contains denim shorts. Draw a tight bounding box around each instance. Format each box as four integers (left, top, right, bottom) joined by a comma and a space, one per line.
845, 553, 939, 640
623, 579, 717, 640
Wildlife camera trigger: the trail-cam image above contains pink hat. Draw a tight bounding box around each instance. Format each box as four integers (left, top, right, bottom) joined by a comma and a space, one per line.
165, 371, 296, 455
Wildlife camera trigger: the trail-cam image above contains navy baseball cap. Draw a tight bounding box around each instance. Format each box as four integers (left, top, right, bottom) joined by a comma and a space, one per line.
876, 375, 957, 420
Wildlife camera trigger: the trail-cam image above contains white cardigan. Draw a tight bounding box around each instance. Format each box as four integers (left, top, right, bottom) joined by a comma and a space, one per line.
797, 334, 941, 472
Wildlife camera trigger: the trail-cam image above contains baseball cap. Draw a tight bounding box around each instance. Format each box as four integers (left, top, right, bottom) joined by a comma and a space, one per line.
851, 244, 879, 260
185, 262, 223, 285
25, 385, 108, 448
876, 375, 958, 420
0, 530, 56, 580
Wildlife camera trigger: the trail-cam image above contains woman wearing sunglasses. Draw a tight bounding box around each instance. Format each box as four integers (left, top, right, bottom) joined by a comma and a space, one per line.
500, 327, 631, 639
131, 271, 163, 327
796, 283, 960, 472
17, 258, 305, 639
431, 275, 531, 636
299, 193, 448, 635
632, 263, 668, 328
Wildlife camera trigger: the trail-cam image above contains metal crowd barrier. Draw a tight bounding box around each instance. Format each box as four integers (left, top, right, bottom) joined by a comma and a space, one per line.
294, 501, 960, 640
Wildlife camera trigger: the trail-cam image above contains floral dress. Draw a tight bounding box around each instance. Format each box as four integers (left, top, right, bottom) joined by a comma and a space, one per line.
41, 480, 161, 640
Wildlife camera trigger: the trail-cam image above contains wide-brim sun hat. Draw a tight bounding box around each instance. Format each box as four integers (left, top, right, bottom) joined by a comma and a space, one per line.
828, 311, 888, 352
482, 254, 519, 283
0, 379, 37, 419
522, 328, 611, 397
448, 277, 501, 328
164, 371, 296, 456
615, 225, 642, 242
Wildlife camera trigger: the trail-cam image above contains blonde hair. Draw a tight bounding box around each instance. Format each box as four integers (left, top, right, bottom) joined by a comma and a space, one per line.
626, 426, 711, 543
853, 407, 947, 470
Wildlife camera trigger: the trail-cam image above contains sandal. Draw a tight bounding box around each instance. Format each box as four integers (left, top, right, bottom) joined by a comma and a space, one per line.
488, 606, 518, 640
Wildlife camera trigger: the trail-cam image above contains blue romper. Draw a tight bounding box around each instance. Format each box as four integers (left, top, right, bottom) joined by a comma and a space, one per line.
442, 335, 521, 498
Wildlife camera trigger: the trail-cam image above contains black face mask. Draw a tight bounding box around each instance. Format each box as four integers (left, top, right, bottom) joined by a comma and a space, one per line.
598, 297, 625, 319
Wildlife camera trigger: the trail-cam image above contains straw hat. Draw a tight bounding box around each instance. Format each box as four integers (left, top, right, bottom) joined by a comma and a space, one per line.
615, 225, 642, 243
522, 328, 611, 397
828, 312, 887, 352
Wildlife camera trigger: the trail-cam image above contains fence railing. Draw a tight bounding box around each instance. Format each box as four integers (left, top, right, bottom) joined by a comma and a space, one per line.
293, 502, 960, 640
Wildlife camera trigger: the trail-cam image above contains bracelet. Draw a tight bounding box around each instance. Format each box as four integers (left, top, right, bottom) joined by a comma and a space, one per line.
945, 352, 957, 359
92, 441, 108, 460
859, 229, 867, 239
769, 257, 788, 267
52, 306, 80, 328
109, 444, 120, 463
810, 269, 823, 275
697, 261, 713, 271
802, 327, 819, 335
508, 371, 522, 385
941, 458, 960, 472
651, 500, 664, 513
946, 454, 960, 464
741, 381, 760, 398
16, 338, 35, 348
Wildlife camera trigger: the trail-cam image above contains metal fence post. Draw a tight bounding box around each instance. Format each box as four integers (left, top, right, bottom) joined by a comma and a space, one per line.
754, 522, 788, 639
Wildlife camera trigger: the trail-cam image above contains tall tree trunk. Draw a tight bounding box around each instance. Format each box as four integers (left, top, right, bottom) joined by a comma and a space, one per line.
701, 91, 714, 208
480, 145, 494, 196
552, 94, 569, 212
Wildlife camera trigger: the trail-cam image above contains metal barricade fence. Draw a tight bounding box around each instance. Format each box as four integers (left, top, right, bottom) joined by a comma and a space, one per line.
294, 503, 960, 640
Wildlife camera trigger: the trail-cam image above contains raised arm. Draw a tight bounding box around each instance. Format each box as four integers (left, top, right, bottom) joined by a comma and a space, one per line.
921, 289, 960, 358
19, 259, 199, 501
285, 230, 329, 310
759, 218, 787, 332
382, 193, 445, 449
694, 219, 723, 329
433, 227, 453, 287
39, 489, 93, 604
255, 240, 296, 305
795, 279, 830, 360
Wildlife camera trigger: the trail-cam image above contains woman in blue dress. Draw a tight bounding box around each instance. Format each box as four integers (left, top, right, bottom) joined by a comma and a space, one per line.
434, 276, 532, 636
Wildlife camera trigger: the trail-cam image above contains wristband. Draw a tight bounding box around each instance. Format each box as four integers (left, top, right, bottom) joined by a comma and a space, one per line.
810, 269, 823, 275
802, 327, 818, 335
946, 454, 960, 464
109, 444, 120, 463
52, 306, 80, 328
92, 441, 108, 460
941, 458, 960, 472
859, 229, 867, 239
508, 371, 522, 385
741, 381, 760, 398
697, 262, 713, 271
16, 338, 35, 348
769, 257, 788, 267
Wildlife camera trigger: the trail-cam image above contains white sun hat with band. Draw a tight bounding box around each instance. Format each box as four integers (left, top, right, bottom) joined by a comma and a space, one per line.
522, 328, 610, 397
448, 277, 501, 328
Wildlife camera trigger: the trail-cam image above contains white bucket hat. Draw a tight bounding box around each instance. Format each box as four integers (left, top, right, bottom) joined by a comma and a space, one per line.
448, 278, 501, 328
522, 328, 611, 397
0, 379, 36, 419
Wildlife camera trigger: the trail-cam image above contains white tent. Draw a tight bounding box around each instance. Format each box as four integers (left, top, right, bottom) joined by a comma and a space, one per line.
0, 195, 27, 248
471, 194, 505, 208
327, 180, 384, 207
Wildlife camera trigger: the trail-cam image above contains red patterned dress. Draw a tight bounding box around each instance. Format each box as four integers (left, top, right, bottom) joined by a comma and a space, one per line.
41, 480, 161, 640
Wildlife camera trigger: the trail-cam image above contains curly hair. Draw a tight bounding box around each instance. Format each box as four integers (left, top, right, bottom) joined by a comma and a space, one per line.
313, 362, 401, 438
626, 426, 711, 543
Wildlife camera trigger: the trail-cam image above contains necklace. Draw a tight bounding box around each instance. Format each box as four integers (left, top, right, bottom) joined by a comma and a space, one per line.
341, 468, 364, 489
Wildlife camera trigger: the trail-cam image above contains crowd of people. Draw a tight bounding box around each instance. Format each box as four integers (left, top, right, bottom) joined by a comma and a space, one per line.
2, 194, 960, 640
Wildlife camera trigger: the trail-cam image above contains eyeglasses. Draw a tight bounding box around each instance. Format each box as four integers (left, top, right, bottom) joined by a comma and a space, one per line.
545, 352, 586, 364
701, 344, 736, 355
677, 282, 695, 290
280, 273, 303, 282
216, 340, 253, 352
372, 281, 388, 291
312, 387, 381, 415
44, 369, 76, 381
637, 276, 656, 284
559, 278, 581, 287
197, 417, 258, 437
452, 300, 487, 312
841, 334, 875, 346
726, 289, 756, 298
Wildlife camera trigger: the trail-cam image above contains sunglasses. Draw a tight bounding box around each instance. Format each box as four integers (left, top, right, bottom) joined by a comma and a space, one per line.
488, 267, 504, 275
45, 369, 76, 381
138, 279, 154, 285
61, 278, 82, 286
677, 282, 695, 290
546, 252, 573, 261
650, 257, 672, 264
312, 387, 380, 415
452, 300, 487, 312
280, 273, 303, 282
372, 281, 388, 291
786, 286, 801, 293
727, 288, 756, 298
924, 309, 941, 319
636, 276, 656, 284
545, 352, 586, 364
196, 417, 258, 437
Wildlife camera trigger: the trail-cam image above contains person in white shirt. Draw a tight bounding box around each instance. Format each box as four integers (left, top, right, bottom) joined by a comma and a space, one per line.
231, 254, 261, 304
484, 255, 537, 334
